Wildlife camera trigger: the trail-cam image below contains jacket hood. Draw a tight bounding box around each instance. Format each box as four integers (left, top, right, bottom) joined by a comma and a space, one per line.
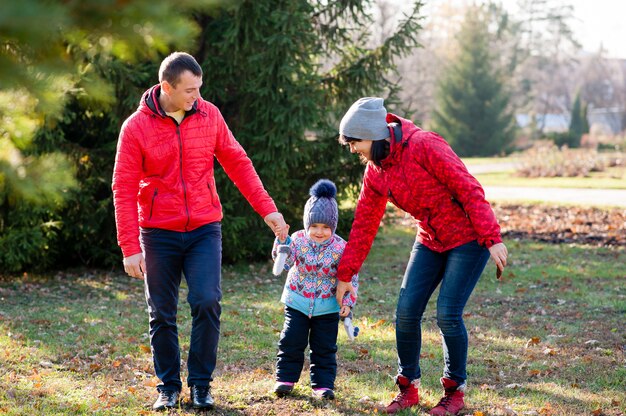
138, 84, 198, 118
380, 113, 419, 168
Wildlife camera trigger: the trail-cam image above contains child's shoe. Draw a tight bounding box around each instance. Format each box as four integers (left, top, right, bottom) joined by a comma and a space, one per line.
312, 387, 335, 400
273, 381, 294, 397
384, 375, 419, 414
429, 377, 465, 415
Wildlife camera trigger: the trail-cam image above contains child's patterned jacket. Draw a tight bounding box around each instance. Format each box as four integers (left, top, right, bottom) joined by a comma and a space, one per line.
272, 230, 358, 317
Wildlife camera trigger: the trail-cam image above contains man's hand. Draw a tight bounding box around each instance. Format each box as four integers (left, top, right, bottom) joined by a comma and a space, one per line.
488, 242, 508, 279
336, 280, 356, 308
339, 305, 351, 318
123, 253, 146, 279
264, 212, 288, 241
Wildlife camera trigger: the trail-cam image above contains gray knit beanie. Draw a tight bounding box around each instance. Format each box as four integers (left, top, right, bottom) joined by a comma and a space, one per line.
339, 97, 389, 141
303, 179, 338, 233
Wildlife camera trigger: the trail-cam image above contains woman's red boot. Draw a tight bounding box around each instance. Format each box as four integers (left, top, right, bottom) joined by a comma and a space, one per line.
385, 375, 420, 414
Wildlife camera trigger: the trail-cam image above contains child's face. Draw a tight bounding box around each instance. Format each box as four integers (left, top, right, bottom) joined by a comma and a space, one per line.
307, 223, 332, 243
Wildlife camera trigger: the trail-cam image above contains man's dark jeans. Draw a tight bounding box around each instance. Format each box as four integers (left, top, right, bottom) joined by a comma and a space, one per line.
140, 222, 222, 392
395, 240, 490, 384
276, 306, 339, 389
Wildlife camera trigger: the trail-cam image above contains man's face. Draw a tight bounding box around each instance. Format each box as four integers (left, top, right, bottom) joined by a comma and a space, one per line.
162, 70, 202, 112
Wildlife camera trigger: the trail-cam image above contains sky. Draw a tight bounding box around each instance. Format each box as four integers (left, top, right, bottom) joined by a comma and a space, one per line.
565, 0, 626, 59
408, 0, 626, 59
494, 0, 626, 58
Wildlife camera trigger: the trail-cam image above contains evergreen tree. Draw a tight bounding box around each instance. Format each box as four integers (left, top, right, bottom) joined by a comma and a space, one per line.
190, 0, 423, 262
431, 5, 515, 157
9, 0, 423, 271
0, 0, 229, 272
567, 91, 588, 147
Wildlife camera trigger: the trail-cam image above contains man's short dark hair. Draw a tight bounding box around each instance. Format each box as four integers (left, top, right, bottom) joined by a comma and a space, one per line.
158, 52, 203, 86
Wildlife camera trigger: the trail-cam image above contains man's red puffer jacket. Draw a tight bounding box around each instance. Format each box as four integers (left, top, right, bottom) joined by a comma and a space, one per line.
112, 85, 277, 258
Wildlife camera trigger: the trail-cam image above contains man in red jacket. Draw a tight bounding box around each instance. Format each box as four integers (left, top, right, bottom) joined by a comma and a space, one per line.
112, 52, 287, 411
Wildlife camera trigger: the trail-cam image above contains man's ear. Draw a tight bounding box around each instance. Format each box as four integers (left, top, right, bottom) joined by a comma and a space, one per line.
161, 80, 171, 95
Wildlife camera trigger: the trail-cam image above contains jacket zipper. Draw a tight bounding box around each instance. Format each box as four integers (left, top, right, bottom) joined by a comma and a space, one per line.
176, 125, 191, 230
149, 188, 158, 220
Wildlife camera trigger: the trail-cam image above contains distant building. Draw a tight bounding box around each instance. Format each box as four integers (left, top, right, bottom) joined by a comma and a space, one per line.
516, 107, 625, 135
516, 113, 570, 133
587, 107, 624, 134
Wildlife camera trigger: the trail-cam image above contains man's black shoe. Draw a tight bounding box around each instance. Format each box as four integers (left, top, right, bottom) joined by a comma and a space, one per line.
190, 385, 215, 409
152, 390, 180, 411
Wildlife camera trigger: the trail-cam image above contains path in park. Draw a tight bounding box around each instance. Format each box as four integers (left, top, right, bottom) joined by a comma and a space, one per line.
483, 186, 626, 208
466, 163, 626, 208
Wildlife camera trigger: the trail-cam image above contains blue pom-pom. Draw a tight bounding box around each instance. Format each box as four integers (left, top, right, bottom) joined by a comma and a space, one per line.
309, 179, 337, 199
353, 326, 360, 337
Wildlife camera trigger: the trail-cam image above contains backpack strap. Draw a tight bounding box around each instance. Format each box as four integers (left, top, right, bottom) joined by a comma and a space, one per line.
388, 122, 403, 144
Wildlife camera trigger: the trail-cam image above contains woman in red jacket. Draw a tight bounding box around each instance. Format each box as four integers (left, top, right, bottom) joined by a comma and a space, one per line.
334, 97, 508, 415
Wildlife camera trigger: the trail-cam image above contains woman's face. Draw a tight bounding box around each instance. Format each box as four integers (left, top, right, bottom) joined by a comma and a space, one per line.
348, 139, 373, 163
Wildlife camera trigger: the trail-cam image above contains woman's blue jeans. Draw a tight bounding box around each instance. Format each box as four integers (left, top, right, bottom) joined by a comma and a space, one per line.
395, 240, 490, 384
140, 222, 222, 392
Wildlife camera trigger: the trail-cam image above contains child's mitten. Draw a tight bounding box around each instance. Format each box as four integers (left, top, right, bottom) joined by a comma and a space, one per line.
272, 244, 290, 276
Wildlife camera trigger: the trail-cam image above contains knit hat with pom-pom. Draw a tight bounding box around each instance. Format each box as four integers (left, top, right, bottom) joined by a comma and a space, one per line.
303, 179, 339, 233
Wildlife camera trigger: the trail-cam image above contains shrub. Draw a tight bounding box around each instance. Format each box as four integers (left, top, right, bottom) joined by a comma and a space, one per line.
516, 141, 605, 177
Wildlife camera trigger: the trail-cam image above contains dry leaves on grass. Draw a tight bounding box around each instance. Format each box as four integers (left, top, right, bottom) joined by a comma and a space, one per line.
494, 204, 626, 246
386, 203, 625, 246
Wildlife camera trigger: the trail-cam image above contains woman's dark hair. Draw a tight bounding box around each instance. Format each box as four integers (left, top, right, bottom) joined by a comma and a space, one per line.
370, 139, 390, 167
159, 52, 203, 86
339, 135, 390, 167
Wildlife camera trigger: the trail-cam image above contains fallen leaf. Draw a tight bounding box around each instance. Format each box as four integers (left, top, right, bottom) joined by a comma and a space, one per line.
371, 319, 386, 328
539, 403, 553, 415
525, 337, 541, 348
542, 347, 557, 356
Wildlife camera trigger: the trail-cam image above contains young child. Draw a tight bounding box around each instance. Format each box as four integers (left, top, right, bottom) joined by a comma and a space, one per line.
271, 179, 358, 400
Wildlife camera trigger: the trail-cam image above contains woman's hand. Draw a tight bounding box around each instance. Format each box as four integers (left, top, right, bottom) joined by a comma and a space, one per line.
336, 280, 357, 307
488, 242, 508, 279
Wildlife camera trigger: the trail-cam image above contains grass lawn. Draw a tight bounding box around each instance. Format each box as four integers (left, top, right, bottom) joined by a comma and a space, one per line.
462, 156, 626, 189
474, 169, 626, 190
0, 224, 624, 415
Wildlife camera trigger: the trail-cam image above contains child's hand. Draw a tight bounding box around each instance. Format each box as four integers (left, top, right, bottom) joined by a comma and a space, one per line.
340, 305, 351, 317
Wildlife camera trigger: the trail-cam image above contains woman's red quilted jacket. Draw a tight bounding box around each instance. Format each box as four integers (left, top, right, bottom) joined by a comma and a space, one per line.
112, 85, 277, 258
336, 113, 502, 282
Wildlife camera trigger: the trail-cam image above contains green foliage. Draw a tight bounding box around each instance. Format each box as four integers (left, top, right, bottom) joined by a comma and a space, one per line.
189, 0, 423, 262
0, 202, 62, 273
0, 1, 232, 272
1, 1, 423, 271
431, 5, 516, 157
566, 91, 589, 147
